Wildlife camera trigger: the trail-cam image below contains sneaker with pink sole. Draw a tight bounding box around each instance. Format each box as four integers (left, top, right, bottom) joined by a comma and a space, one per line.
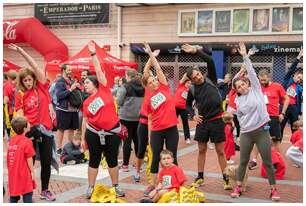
40, 190, 56, 201
121, 165, 129, 172
230, 186, 242, 198
270, 188, 280, 201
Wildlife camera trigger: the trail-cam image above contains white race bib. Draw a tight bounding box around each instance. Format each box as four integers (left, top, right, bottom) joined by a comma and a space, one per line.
287, 86, 297, 98
88, 97, 105, 115
162, 175, 172, 188
150, 92, 166, 110
181, 91, 188, 99
264, 94, 269, 104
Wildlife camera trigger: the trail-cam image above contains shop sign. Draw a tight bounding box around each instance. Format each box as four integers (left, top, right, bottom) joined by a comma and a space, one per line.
34, 3, 109, 25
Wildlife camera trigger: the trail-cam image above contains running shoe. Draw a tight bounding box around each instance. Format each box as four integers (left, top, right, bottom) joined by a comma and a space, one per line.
230, 186, 242, 198
143, 185, 155, 197
191, 177, 204, 187
86, 186, 94, 199
270, 188, 280, 201
114, 185, 125, 197
40, 190, 56, 201
248, 160, 258, 170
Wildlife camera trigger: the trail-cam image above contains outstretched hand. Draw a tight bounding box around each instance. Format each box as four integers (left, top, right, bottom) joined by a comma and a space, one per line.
182, 44, 197, 54
88, 41, 96, 54
237, 42, 247, 57
248, 48, 257, 56
8, 43, 21, 52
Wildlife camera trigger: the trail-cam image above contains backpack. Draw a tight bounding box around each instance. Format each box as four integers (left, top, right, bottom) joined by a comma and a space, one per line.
69, 88, 84, 108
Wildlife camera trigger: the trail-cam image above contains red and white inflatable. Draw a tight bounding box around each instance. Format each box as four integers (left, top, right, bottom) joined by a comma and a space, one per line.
3, 59, 21, 73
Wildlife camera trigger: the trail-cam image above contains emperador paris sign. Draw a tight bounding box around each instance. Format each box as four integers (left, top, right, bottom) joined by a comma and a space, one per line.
34, 3, 109, 25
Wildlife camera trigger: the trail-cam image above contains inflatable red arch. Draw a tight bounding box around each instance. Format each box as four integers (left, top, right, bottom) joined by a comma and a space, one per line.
3, 17, 68, 64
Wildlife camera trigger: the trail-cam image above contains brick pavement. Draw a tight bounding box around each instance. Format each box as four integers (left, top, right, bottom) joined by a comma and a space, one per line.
3, 122, 303, 203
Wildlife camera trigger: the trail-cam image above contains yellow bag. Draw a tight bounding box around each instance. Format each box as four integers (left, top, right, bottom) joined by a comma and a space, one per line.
179, 186, 206, 203
157, 189, 178, 203
4, 104, 11, 129
157, 186, 205, 203
145, 145, 153, 184
90, 184, 125, 203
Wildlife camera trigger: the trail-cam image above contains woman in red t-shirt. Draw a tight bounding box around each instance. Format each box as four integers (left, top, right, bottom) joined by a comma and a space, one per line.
174, 73, 191, 144
8, 44, 56, 201
141, 43, 179, 195
81, 42, 125, 199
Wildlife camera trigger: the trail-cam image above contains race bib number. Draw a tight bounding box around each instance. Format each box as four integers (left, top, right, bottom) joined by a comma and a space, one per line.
150, 92, 166, 110
263, 95, 269, 104
88, 97, 105, 115
287, 86, 297, 98
181, 91, 188, 99
162, 175, 172, 188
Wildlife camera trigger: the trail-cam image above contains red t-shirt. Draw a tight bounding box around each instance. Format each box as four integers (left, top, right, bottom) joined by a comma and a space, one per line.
174, 83, 189, 109
159, 164, 185, 192
227, 89, 237, 111
83, 83, 119, 130
286, 83, 297, 105
14, 81, 52, 130
3, 80, 16, 115
147, 83, 178, 131
7, 135, 35, 196
294, 138, 303, 153
261, 82, 286, 117
224, 123, 235, 160
139, 89, 151, 125
290, 130, 303, 145
261, 148, 286, 180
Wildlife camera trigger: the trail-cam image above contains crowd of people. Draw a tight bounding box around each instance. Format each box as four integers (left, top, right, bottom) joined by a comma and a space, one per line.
3, 41, 303, 203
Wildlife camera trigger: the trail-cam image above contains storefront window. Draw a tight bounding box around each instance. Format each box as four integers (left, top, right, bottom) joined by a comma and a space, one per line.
252, 9, 270, 32
272, 7, 289, 32
233, 9, 250, 33
292, 7, 303, 31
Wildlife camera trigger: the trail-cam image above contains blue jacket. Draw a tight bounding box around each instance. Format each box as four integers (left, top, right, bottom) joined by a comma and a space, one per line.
282, 58, 303, 114
55, 77, 73, 111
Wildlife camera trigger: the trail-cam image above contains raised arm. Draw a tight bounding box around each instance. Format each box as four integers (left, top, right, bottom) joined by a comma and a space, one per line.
8, 44, 46, 83
143, 42, 167, 85
284, 48, 303, 81
143, 49, 160, 78
238, 42, 261, 90
88, 42, 107, 87
179, 73, 189, 84
182, 44, 217, 85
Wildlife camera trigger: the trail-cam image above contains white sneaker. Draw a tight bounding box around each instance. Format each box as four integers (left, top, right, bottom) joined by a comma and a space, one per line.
185, 138, 191, 145
227, 159, 235, 165
66, 160, 76, 165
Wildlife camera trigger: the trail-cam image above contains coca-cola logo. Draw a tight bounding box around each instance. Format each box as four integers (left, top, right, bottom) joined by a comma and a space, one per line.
3, 21, 18, 41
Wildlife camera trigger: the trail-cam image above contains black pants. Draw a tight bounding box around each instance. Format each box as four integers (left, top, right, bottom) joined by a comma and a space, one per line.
61, 153, 85, 164
176, 108, 190, 140
10, 192, 33, 203
85, 129, 121, 168
137, 123, 148, 159
281, 104, 299, 137
150, 126, 179, 173
32, 136, 53, 191
233, 114, 240, 137
120, 120, 139, 165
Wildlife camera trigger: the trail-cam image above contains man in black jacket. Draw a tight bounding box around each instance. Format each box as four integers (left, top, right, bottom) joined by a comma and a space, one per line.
182, 44, 230, 190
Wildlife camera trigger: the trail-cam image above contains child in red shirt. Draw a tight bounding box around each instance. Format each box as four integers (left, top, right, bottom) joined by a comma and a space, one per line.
261, 147, 286, 180
140, 150, 186, 203
286, 120, 303, 168
7, 117, 36, 203
290, 120, 303, 145
223, 112, 236, 164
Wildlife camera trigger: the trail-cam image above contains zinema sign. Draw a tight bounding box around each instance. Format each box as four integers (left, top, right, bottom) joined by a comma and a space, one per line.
34, 3, 109, 25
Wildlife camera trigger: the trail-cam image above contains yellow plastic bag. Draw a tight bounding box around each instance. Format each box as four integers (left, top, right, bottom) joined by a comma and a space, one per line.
157, 189, 178, 203
90, 184, 125, 203
179, 186, 206, 203
4, 104, 11, 129
157, 186, 205, 203
145, 145, 153, 184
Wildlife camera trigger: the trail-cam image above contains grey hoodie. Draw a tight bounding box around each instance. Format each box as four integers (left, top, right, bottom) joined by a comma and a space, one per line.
116, 80, 145, 121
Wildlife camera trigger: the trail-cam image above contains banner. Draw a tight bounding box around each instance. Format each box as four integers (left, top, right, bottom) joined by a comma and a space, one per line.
35, 3, 109, 25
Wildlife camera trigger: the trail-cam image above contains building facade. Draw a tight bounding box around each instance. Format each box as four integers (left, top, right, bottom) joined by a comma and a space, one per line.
3, 3, 303, 87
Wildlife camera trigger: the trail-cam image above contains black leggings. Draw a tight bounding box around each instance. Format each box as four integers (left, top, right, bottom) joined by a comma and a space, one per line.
120, 120, 139, 165
32, 136, 53, 191
233, 114, 240, 137
150, 126, 179, 173
176, 108, 190, 140
10, 192, 33, 203
137, 123, 148, 159
85, 129, 121, 168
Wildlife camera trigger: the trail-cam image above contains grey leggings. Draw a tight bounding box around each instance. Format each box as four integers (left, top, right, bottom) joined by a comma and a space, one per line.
237, 127, 276, 185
